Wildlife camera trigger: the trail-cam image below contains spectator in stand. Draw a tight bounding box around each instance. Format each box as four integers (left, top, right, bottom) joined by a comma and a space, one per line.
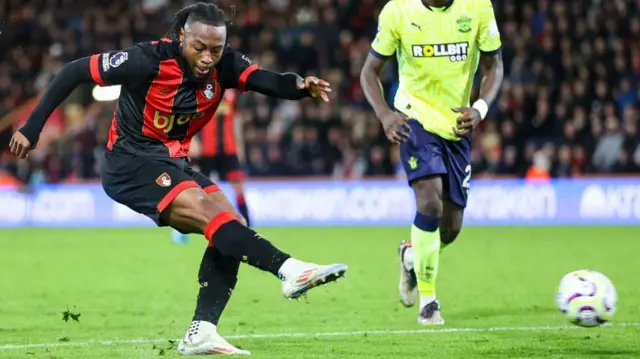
1, 0, 639, 184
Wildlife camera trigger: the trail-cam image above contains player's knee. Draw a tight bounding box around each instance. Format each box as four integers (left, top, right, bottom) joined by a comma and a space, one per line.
412, 178, 444, 218
418, 200, 443, 218
415, 194, 443, 219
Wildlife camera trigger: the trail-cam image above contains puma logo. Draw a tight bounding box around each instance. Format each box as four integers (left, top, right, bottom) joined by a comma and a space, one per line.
411, 22, 422, 31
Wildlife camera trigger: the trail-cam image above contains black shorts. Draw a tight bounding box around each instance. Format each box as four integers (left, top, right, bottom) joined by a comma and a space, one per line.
197, 154, 245, 181
100, 151, 220, 226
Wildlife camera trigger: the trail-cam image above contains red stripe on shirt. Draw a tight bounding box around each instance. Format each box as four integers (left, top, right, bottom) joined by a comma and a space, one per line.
89, 54, 105, 86
237, 64, 259, 93
141, 59, 182, 155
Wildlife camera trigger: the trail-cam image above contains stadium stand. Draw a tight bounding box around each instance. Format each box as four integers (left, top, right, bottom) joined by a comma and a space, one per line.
0, 0, 639, 184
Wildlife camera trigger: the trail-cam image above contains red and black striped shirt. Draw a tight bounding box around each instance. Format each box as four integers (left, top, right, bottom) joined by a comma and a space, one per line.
19, 40, 310, 152
89, 39, 256, 158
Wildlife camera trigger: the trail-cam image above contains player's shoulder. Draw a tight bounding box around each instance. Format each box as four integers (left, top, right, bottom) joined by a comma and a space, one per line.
219, 45, 252, 65
457, 0, 494, 11
133, 38, 181, 62
379, 0, 400, 15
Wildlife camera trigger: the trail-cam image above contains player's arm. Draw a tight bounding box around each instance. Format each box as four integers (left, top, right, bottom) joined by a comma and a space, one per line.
476, 51, 504, 114
360, 1, 411, 144
11, 46, 153, 157
217, 48, 330, 101
453, 0, 504, 137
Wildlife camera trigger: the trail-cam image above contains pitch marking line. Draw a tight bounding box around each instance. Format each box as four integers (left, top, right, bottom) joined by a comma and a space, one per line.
1, 323, 638, 350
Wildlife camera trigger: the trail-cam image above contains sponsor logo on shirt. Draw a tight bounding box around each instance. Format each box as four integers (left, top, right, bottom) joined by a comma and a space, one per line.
411, 42, 469, 62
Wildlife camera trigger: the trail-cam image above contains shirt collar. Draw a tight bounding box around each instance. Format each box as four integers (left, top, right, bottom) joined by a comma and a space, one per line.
422, 0, 454, 11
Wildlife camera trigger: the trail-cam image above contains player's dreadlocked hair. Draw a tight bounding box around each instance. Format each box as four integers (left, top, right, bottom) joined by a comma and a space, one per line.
164, 2, 235, 41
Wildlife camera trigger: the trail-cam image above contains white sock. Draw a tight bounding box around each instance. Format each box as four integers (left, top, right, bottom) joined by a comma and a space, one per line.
278, 258, 303, 279
420, 295, 437, 310
403, 246, 414, 271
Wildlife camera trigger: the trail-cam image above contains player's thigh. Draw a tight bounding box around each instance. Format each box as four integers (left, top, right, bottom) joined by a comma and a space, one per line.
442, 136, 472, 209
161, 186, 229, 234
100, 151, 200, 227
188, 166, 246, 225
399, 119, 446, 214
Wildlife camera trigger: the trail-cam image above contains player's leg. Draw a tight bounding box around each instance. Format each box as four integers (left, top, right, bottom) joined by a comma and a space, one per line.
398, 195, 463, 280
410, 176, 446, 325
398, 120, 446, 325
102, 155, 346, 355
186, 172, 245, 320
220, 154, 251, 227
163, 187, 347, 298
439, 135, 471, 251
174, 174, 248, 355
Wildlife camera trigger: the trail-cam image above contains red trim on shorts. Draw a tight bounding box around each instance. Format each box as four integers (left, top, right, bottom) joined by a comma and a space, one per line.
237, 64, 259, 93
203, 184, 221, 193
205, 211, 237, 247
226, 170, 245, 181
89, 54, 105, 86
156, 180, 199, 213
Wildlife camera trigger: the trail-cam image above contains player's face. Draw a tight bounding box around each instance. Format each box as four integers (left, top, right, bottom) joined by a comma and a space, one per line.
180, 22, 226, 79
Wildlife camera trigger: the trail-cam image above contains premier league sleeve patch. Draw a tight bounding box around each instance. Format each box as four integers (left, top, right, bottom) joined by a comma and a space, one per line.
109, 52, 129, 68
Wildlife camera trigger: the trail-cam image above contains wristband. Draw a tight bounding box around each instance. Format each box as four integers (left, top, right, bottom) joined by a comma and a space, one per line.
472, 99, 489, 120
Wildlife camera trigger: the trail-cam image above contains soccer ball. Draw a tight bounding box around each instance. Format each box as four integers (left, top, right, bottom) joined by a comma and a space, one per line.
556, 270, 617, 327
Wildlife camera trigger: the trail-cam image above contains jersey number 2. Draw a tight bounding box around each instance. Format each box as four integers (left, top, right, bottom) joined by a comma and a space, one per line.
462, 165, 471, 193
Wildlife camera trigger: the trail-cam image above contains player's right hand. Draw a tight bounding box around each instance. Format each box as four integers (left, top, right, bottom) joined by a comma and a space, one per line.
9, 131, 34, 159
380, 111, 411, 144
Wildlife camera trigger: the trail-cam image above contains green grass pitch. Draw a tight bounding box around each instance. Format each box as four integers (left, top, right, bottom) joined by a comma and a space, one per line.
0, 226, 639, 358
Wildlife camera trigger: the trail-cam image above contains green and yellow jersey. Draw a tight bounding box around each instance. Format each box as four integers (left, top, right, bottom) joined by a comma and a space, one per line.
371, 0, 501, 141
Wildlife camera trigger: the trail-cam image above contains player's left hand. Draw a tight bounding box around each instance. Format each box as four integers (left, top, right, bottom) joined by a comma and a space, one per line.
451, 107, 482, 137
298, 77, 331, 102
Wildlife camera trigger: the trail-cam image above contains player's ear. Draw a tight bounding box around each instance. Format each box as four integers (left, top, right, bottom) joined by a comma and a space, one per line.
179, 28, 185, 42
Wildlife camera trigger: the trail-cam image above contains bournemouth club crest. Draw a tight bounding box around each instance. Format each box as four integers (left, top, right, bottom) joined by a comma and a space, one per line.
203, 83, 215, 100
156, 172, 172, 187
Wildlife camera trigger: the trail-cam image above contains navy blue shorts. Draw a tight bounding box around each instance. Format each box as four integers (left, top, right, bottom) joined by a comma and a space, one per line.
399, 119, 472, 208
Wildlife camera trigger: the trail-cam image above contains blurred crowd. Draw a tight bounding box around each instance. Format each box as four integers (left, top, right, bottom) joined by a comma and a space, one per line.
0, 0, 639, 184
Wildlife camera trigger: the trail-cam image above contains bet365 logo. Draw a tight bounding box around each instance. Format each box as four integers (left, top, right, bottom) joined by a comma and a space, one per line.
153, 111, 206, 133
411, 42, 469, 62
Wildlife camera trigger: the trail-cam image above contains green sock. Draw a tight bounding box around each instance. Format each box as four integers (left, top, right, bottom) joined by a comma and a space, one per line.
411, 213, 441, 306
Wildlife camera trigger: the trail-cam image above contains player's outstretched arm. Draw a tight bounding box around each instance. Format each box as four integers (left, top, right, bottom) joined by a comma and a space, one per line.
217, 47, 329, 101
360, 53, 411, 144
10, 46, 152, 158
9, 57, 94, 158
244, 70, 330, 102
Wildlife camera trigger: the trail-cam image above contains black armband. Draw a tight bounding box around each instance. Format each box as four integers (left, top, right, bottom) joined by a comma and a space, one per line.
245, 69, 309, 100
19, 58, 93, 143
